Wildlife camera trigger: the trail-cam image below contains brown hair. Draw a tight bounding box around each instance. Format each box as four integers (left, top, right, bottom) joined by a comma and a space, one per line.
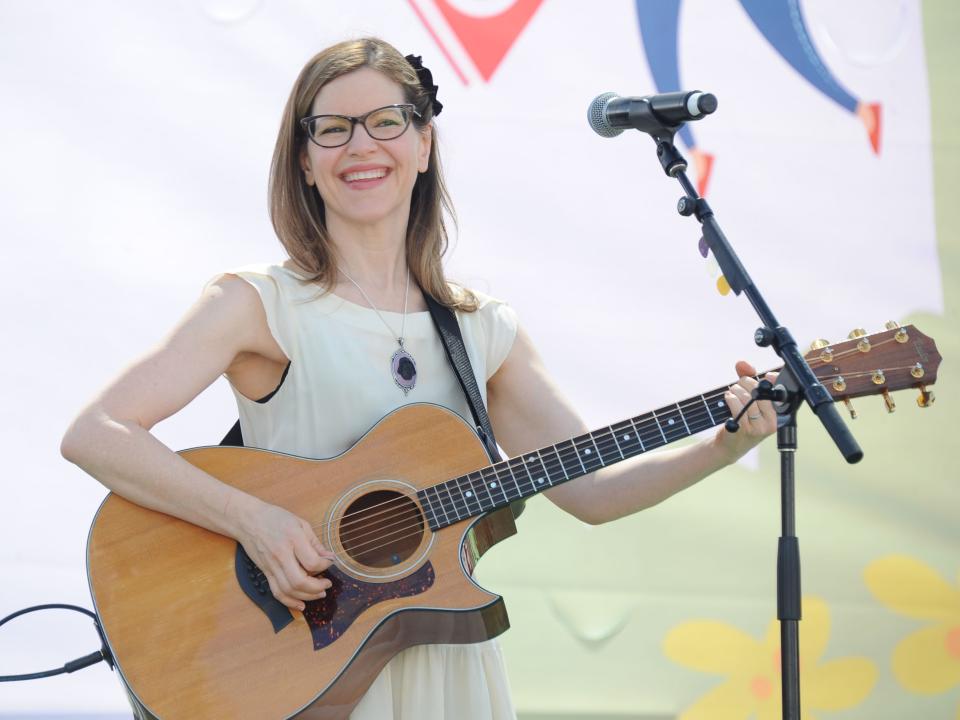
269, 37, 477, 311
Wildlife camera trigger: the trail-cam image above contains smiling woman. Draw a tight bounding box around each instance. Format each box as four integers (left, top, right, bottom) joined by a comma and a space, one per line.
60, 36, 777, 720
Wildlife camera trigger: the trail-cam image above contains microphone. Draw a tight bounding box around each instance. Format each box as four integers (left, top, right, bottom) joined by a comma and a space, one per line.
588, 90, 718, 138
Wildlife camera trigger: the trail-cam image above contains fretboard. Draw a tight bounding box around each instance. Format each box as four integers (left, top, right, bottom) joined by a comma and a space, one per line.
416, 383, 735, 530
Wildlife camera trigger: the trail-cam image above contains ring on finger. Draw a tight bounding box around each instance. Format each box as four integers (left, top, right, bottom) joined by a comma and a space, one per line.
747, 413, 762, 420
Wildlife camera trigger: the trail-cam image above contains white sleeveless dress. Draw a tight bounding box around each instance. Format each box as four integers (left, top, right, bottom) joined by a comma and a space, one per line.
224, 263, 519, 720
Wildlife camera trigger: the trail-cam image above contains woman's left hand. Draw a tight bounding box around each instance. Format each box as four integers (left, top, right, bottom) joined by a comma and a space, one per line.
715, 360, 779, 464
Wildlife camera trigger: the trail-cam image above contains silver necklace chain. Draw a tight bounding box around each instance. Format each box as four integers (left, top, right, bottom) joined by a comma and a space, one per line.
339, 265, 410, 347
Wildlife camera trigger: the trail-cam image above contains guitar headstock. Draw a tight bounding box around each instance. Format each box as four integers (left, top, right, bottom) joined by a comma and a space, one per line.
804, 322, 941, 418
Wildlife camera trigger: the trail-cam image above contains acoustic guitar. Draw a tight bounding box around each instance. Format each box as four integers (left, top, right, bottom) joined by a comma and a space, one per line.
86, 323, 940, 719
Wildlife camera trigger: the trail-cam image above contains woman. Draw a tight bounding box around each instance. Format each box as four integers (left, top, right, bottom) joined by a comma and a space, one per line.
61, 37, 777, 719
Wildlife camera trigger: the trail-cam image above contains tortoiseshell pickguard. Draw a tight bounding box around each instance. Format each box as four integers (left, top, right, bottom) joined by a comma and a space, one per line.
302, 562, 435, 651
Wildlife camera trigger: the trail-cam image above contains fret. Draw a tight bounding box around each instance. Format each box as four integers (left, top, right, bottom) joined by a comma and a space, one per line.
555, 439, 586, 477
594, 426, 622, 465
676, 402, 692, 435
514, 456, 537, 495
532, 449, 554, 489
607, 424, 626, 460
438, 480, 462, 522
470, 469, 496, 513
455, 474, 481, 516
426, 485, 449, 526
654, 408, 684, 445
483, 465, 510, 506
628, 417, 648, 452
543, 444, 570, 481
501, 459, 525, 500
701, 394, 716, 425
574, 435, 604, 473
612, 419, 643, 456
418, 490, 439, 530
634, 414, 665, 450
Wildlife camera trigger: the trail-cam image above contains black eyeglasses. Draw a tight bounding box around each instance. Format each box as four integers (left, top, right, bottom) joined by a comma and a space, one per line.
299, 104, 421, 148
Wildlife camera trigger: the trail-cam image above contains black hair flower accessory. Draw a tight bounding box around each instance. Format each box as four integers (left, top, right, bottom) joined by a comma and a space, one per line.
405, 54, 443, 118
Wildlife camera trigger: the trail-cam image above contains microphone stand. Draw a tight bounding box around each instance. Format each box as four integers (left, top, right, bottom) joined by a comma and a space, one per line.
627, 110, 863, 720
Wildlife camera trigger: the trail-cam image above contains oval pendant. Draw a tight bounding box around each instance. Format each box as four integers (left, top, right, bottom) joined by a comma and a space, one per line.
391, 346, 417, 395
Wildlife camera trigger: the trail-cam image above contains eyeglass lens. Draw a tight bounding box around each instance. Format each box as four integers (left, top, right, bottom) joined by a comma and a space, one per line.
307, 106, 411, 147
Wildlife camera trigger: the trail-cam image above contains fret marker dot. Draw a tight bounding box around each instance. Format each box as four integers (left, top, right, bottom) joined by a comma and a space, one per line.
668, 418, 676, 425
490, 482, 498, 489
623, 434, 631, 440
527, 456, 536, 463
465, 491, 473, 498
584, 448, 592, 455
717, 401, 724, 407
537, 477, 545, 484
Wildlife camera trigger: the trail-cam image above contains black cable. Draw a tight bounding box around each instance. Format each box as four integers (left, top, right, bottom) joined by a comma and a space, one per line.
0, 603, 114, 682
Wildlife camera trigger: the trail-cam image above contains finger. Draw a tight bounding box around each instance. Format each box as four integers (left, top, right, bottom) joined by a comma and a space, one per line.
735, 360, 757, 378
728, 384, 752, 408
279, 554, 330, 595
308, 531, 337, 560
266, 575, 307, 611
294, 533, 334, 575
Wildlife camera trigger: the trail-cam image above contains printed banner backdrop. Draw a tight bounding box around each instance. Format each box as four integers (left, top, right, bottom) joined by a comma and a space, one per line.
1, 1, 957, 717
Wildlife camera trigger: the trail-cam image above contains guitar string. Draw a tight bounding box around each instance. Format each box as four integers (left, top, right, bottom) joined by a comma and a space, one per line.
337, 403, 729, 557
328, 360, 921, 559
332, 331, 909, 533
325, 387, 731, 535
327, 395, 737, 555
312, 388, 730, 538
315, 357, 911, 552
311, 340, 918, 556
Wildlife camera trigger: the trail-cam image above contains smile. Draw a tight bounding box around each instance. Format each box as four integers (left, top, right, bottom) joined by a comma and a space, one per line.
342, 168, 389, 183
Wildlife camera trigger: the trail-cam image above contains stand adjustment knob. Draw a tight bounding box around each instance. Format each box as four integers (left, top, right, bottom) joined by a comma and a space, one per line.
677, 196, 696, 216
754, 327, 776, 347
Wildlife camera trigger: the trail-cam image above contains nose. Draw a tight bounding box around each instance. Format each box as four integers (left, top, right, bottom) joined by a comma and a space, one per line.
345, 121, 378, 155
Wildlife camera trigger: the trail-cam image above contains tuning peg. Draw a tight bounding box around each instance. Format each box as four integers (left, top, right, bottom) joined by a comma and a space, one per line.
917, 385, 935, 408
885, 321, 909, 343
911, 363, 925, 379
848, 328, 870, 353
843, 397, 858, 419
882, 389, 896, 413
809, 339, 833, 362
833, 376, 847, 392
872, 370, 886, 385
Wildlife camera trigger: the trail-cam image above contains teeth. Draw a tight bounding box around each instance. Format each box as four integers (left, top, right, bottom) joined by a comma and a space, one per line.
343, 168, 387, 182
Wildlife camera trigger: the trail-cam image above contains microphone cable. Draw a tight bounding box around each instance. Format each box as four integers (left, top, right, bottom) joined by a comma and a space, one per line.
0, 603, 114, 681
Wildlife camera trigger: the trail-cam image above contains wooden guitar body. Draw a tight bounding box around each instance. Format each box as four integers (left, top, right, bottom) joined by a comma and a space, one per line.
88, 404, 516, 719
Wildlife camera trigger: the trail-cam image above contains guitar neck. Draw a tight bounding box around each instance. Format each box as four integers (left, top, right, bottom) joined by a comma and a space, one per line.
417, 381, 743, 530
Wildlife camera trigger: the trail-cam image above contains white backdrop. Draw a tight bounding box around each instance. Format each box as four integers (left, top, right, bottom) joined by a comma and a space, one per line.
0, 0, 940, 715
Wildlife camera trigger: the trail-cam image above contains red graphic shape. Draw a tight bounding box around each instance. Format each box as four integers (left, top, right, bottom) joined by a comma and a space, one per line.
434, 0, 545, 82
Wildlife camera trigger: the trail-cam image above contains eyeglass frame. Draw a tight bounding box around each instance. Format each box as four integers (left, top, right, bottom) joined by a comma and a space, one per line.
299, 103, 423, 148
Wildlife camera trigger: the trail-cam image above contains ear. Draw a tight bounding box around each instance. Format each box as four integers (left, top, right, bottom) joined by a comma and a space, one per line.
417, 124, 432, 174
299, 146, 315, 186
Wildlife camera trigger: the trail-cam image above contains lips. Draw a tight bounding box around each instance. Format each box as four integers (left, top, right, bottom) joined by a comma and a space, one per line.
340, 165, 391, 184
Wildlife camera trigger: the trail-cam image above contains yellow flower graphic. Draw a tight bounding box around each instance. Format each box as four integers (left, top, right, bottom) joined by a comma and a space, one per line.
865, 555, 960, 702
664, 596, 876, 720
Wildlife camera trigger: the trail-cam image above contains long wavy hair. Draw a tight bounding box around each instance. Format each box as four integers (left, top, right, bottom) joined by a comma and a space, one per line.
269, 37, 476, 311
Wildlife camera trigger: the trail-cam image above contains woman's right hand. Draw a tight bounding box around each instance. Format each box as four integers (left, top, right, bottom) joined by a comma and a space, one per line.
236, 499, 336, 611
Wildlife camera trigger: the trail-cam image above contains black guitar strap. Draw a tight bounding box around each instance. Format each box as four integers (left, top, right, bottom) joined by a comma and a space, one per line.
220, 294, 502, 466
421, 291, 502, 463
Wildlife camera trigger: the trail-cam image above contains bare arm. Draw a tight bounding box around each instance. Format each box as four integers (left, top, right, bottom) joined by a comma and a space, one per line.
487, 327, 777, 525
61, 276, 332, 610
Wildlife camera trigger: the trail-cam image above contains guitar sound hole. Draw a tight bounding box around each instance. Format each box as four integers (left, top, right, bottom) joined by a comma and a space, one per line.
339, 490, 424, 568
